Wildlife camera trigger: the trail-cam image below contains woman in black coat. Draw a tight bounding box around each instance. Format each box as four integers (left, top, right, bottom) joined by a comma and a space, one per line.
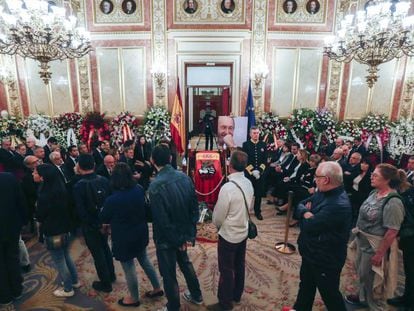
99, 163, 163, 307
133, 135, 153, 190
34, 164, 78, 297
349, 158, 373, 223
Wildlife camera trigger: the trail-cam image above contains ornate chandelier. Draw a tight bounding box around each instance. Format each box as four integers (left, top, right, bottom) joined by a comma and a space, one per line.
324, 0, 414, 88
0, 0, 91, 84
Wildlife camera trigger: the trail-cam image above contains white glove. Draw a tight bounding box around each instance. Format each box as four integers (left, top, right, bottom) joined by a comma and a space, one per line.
252, 170, 260, 180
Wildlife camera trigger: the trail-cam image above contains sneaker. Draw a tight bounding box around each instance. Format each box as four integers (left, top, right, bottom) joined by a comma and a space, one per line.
53, 288, 75, 297
92, 281, 112, 293
344, 294, 368, 307
182, 290, 203, 305
72, 282, 81, 289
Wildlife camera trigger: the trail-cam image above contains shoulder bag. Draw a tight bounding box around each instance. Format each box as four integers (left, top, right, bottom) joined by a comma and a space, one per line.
230, 180, 257, 239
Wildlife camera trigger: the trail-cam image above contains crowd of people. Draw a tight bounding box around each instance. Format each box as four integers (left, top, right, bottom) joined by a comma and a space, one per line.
0, 125, 414, 311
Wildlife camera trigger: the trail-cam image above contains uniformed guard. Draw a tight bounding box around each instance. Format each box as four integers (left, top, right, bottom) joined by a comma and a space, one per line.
242, 126, 267, 220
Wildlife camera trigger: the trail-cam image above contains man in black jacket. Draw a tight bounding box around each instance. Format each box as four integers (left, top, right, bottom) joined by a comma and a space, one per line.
287, 161, 351, 311
73, 154, 115, 293
0, 173, 27, 306
149, 145, 202, 311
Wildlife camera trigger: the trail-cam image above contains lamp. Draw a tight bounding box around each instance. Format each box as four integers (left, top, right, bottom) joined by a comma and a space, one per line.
151, 66, 166, 104
324, 0, 414, 88
0, 0, 91, 84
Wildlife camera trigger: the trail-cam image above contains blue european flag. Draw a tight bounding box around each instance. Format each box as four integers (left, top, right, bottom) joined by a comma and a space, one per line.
245, 80, 256, 135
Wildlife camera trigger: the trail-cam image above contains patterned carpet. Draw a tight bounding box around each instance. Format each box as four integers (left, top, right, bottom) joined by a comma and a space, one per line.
1, 202, 404, 311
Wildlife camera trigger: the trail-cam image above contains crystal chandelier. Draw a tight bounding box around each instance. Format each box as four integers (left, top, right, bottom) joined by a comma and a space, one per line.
324, 0, 414, 88
0, 0, 91, 84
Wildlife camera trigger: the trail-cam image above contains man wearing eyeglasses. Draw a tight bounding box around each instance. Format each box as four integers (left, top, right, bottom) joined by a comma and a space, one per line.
285, 161, 351, 311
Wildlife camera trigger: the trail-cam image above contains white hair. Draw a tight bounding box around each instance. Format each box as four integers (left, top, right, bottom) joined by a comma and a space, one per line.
318, 161, 343, 185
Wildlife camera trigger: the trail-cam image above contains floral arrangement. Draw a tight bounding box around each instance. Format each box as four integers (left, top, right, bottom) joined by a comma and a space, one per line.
0, 110, 25, 140
110, 111, 140, 147
387, 118, 414, 159
314, 108, 337, 146
25, 114, 53, 143
52, 112, 83, 147
80, 112, 110, 150
337, 120, 362, 139
139, 106, 171, 144
257, 112, 287, 151
287, 109, 316, 150
359, 113, 390, 153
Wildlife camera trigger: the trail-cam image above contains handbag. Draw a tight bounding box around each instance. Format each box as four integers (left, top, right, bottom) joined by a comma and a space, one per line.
230, 180, 258, 239
45, 232, 70, 250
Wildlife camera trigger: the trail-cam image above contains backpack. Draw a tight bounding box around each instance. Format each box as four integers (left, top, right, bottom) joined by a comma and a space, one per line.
84, 177, 108, 214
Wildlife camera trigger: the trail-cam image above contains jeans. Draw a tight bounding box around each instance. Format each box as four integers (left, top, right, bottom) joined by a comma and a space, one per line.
156, 246, 202, 311
293, 258, 346, 311
82, 226, 115, 286
49, 236, 78, 292
217, 236, 247, 309
120, 248, 161, 301
19, 236, 30, 266
0, 235, 23, 304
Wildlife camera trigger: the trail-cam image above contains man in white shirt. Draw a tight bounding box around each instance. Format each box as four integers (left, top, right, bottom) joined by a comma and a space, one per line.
208, 150, 254, 311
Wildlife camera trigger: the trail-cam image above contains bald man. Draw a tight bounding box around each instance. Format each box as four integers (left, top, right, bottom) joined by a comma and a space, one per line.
96, 155, 115, 179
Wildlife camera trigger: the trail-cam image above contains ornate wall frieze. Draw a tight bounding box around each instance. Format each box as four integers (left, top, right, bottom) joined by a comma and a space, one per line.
399, 57, 414, 118
174, 0, 245, 24
93, 0, 144, 24
251, 0, 268, 115
152, 0, 167, 106
325, 0, 356, 115
77, 56, 92, 113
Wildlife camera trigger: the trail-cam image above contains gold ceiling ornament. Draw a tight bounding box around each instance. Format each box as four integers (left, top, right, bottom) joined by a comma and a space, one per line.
324, 0, 414, 88
0, 0, 91, 84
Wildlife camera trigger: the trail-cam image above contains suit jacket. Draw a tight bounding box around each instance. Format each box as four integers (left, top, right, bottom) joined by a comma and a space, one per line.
343, 163, 361, 192
406, 170, 414, 185
43, 145, 52, 163
92, 148, 106, 167
96, 164, 111, 179
0, 148, 16, 172
54, 164, 71, 184
289, 162, 310, 183
0, 172, 27, 239
64, 157, 77, 179
282, 155, 299, 176
351, 144, 367, 157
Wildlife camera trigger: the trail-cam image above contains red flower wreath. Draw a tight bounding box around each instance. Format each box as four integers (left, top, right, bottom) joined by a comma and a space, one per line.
80, 112, 111, 151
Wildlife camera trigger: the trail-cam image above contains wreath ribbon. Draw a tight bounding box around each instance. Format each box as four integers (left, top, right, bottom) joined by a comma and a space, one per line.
87, 127, 95, 151
121, 124, 133, 143
290, 129, 304, 149
376, 133, 384, 163
66, 128, 78, 147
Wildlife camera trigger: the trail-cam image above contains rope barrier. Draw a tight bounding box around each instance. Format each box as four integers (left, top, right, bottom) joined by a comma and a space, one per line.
195, 176, 225, 196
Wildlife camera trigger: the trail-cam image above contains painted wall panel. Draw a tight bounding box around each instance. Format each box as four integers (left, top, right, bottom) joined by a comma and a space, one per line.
296, 49, 321, 109
345, 62, 369, 119
49, 60, 73, 115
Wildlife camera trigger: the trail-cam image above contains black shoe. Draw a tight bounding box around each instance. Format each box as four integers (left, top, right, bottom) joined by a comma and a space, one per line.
21, 264, 31, 273
387, 295, 406, 307
255, 214, 263, 220
118, 298, 140, 307
92, 281, 112, 293
276, 211, 287, 216
145, 290, 164, 298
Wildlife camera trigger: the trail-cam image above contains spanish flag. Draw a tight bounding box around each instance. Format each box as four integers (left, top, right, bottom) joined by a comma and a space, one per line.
170, 79, 185, 154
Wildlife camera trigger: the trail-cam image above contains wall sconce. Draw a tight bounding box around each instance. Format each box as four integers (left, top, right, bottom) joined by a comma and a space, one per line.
252, 62, 269, 93
252, 62, 269, 117
151, 66, 166, 105
0, 57, 21, 117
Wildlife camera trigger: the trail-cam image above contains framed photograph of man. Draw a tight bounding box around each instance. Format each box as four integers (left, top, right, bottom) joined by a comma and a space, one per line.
283, 0, 297, 14
306, 0, 320, 14
183, 0, 198, 14
122, 0, 136, 14
221, 0, 235, 14
99, 0, 114, 14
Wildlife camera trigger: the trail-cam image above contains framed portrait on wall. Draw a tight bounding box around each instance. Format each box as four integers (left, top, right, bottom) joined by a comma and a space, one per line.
283, 0, 297, 14
221, 0, 236, 14
275, 0, 328, 25
122, 0, 137, 14
183, 0, 198, 14
100, 0, 114, 14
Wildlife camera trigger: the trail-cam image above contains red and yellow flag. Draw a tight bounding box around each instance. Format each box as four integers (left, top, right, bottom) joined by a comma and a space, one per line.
170, 80, 185, 154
